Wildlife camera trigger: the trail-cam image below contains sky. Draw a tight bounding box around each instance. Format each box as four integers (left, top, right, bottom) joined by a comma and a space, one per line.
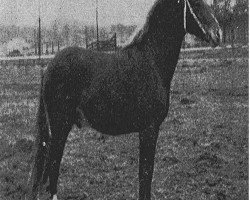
0, 0, 213, 27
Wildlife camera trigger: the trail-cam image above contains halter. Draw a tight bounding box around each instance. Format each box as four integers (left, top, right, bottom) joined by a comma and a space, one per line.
180, 0, 206, 35
184, 0, 187, 32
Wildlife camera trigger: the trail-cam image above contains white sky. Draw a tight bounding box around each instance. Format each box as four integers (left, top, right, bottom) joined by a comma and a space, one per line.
0, 0, 213, 27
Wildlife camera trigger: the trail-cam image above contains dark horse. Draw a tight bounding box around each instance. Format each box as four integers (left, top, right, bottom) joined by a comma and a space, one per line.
27, 0, 221, 199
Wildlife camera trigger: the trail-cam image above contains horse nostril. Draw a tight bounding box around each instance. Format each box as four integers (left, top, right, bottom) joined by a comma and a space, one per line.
216, 31, 220, 39
217, 29, 222, 41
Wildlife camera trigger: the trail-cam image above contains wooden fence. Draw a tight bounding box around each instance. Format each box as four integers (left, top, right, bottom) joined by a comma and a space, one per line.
0, 45, 248, 69
86, 33, 117, 52
0, 56, 53, 68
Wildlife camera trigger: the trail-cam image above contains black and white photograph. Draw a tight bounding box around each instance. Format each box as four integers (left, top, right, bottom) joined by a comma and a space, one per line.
0, 0, 248, 199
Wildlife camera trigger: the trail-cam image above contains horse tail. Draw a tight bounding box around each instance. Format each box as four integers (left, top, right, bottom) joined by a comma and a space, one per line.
28, 74, 52, 198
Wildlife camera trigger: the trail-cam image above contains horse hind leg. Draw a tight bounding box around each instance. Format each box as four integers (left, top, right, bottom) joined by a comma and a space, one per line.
26, 93, 52, 200
42, 113, 73, 199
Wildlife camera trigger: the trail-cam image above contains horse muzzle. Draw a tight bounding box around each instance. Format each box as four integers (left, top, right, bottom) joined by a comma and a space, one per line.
206, 27, 222, 47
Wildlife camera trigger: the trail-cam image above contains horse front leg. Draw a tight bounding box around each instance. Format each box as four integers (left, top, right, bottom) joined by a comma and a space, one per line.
139, 124, 159, 200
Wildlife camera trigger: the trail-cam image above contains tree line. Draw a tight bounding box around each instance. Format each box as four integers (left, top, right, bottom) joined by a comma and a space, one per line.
0, 21, 136, 49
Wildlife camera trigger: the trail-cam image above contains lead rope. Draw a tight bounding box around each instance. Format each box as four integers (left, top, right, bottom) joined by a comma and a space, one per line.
184, 0, 187, 32
185, 0, 206, 35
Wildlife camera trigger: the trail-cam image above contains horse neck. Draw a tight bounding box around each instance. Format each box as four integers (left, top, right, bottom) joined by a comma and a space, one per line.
148, 31, 184, 89
122, 1, 185, 89
124, 24, 184, 89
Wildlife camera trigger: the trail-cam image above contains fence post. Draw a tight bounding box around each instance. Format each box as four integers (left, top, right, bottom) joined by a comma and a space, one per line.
86, 35, 88, 49
52, 42, 54, 54
114, 33, 117, 51
57, 41, 60, 52
41, 43, 43, 55
46, 43, 49, 55
35, 43, 37, 55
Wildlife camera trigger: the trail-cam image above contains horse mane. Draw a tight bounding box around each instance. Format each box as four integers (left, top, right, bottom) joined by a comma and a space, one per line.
121, 0, 165, 50
121, 21, 148, 49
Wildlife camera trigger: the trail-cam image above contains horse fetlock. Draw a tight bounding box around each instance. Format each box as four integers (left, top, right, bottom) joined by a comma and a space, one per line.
52, 194, 58, 200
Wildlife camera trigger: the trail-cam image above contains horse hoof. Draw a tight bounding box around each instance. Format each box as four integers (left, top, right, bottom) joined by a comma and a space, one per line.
52, 194, 58, 200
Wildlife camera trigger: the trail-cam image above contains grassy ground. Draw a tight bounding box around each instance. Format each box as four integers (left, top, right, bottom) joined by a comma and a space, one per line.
0, 53, 248, 199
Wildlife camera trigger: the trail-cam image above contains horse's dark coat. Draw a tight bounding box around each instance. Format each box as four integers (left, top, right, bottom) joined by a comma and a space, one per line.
27, 0, 221, 199
45, 47, 170, 136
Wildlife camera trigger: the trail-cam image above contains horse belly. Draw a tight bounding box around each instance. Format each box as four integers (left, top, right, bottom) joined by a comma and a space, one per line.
81, 96, 166, 136
88, 118, 139, 136
82, 100, 147, 136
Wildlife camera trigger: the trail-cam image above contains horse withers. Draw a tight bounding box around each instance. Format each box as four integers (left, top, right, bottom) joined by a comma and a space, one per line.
27, 0, 221, 199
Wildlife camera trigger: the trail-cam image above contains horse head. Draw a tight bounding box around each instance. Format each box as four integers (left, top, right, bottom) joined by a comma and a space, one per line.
127, 0, 222, 49
183, 0, 222, 47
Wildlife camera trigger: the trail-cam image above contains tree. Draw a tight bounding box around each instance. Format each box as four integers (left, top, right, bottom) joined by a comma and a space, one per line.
85, 25, 96, 43
125, 25, 137, 37
99, 27, 109, 41
111, 24, 137, 44
71, 21, 83, 46
62, 23, 70, 46
213, 0, 234, 43
233, 0, 248, 42
234, 0, 248, 14
51, 20, 62, 43
213, 0, 248, 45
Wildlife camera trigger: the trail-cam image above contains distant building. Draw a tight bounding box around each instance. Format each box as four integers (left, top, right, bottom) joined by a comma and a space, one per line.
6, 38, 31, 55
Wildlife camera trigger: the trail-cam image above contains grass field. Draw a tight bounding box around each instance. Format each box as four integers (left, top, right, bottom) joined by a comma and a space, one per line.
0, 50, 248, 199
